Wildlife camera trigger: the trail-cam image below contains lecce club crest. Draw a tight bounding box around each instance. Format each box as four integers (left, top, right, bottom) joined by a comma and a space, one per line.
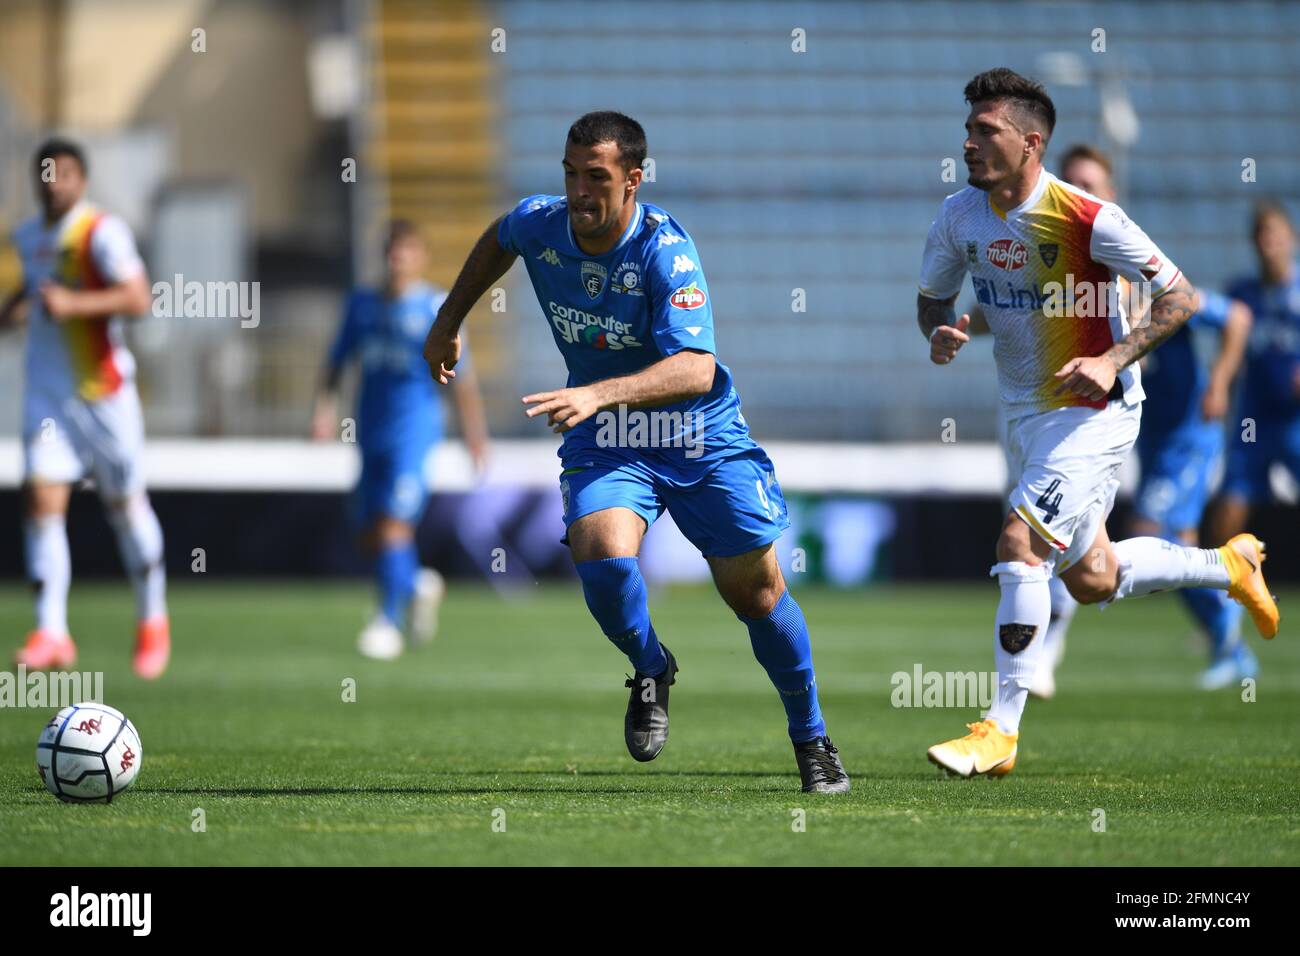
581, 260, 607, 300
1039, 243, 1059, 268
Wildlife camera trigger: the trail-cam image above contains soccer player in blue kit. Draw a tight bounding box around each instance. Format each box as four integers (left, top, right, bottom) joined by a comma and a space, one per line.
314, 220, 489, 660
421, 112, 849, 793
1212, 200, 1300, 577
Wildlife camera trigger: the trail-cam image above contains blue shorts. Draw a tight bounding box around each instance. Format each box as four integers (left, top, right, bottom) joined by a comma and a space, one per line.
1134, 426, 1222, 533
1221, 416, 1300, 505
352, 445, 431, 526
560, 448, 790, 558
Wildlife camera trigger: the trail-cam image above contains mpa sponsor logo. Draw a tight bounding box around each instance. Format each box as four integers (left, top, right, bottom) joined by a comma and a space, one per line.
669, 283, 707, 310
548, 301, 642, 350
595, 403, 704, 459
50, 886, 151, 936
985, 238, 1029, 272
152, 273, 260, 328
890, 664, 997, 709
0, 666, 104, 708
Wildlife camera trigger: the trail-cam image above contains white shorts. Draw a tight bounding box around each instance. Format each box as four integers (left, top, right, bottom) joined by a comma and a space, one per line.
23, 384, 147, 500
1004, 400, 1141, 573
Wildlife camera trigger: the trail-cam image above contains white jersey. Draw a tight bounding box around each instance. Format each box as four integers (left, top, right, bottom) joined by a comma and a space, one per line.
15, 200, 144, 402
919, 169, 1183, 421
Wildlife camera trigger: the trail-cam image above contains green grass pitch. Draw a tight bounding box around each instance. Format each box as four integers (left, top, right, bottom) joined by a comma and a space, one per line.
1, 579, 1297, 866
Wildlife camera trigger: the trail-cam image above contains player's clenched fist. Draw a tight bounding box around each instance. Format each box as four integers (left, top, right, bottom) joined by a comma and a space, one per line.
423, 320, 461, 384
1053, 354, 1120, 402
929, 313, 971, 365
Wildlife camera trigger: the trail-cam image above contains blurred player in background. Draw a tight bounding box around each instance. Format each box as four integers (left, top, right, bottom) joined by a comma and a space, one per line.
1027, 144, 1255, 694
1210, 200, 1300, 554
313, 220, 489, 660
0, 139, 169, 679
919, 70, 1278, 777
422, 111, 850, 793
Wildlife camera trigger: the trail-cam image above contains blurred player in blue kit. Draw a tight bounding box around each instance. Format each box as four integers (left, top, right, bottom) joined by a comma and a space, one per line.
420, 112, 849, 793
1210, 200, 1300, 567
314, 221, 490, 660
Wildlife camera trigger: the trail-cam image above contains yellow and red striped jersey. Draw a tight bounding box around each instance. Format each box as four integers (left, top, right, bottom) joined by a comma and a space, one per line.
15, 201, 144, 402
919, 170, 1182, 420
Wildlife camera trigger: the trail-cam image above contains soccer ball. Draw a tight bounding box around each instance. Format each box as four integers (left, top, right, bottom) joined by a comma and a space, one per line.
36, 702, 142, 803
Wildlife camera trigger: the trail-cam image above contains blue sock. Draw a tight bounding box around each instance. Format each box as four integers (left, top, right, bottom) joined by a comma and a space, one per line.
1179, 586, 1244, 657
376, 540, 419, 628
739, 590, 825, 743
575, 557, 667, 676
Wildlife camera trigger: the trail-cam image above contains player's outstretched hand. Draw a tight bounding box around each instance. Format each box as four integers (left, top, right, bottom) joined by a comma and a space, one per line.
929, 313, 970, 365
1053, 354, 1119, 402
423, 320, 461, 384
522, 387, 600, 434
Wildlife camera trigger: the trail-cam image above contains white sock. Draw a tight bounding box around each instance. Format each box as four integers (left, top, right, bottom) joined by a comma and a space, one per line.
1109, 536, 1230, 602
986, 560, 1052, 735
1042, 574, 1078, 668
107, 495, 167, 622
25, 514, 71, 637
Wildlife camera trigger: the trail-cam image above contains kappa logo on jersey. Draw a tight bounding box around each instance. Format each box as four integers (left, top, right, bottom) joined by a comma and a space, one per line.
986, 238, 1029, 272
670, 283, 707, 311
537, 248, 561, 267
1039, 243, 1059, 267
581, 260, 607, 299
657, 231, 686, 248
671, 254, 697, 276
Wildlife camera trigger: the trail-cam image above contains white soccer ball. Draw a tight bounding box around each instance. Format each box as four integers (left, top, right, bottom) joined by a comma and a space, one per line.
36, 702, 142, 803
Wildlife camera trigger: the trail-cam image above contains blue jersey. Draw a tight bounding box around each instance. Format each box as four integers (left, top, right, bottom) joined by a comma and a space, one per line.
1140, 289, 1233, 438
1227, 266, 1300, 422
498, 194, 756, 472
328, 281, 447, 454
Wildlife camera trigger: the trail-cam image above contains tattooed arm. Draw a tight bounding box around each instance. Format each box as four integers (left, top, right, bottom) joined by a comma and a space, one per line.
1053, 275, 1197, 402
918, 292, 973, 365
423, 215, 517, 384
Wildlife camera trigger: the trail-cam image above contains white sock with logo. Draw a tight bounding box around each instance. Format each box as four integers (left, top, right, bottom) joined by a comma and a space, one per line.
25, 514, 71, 637
107, 495, 167, 622
987, 560, 1052, 735
1108, 537, 1231, 602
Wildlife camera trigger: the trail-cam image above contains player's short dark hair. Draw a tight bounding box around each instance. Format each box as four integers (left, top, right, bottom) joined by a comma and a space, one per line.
1252, 198, 1294, 237
567, 111, 647, 173
385, 219, 424, 249
964, 68, 1056, 141
1058, 143, 1112, 177
34, 137, 88, 177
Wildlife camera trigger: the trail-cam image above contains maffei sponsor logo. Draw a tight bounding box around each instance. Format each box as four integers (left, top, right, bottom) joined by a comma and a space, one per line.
595, 403, 704, 458
0, 666, 103, 708
986, 238, 1029, 272
50, 886, 151, 936
548, 301, 642, 350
